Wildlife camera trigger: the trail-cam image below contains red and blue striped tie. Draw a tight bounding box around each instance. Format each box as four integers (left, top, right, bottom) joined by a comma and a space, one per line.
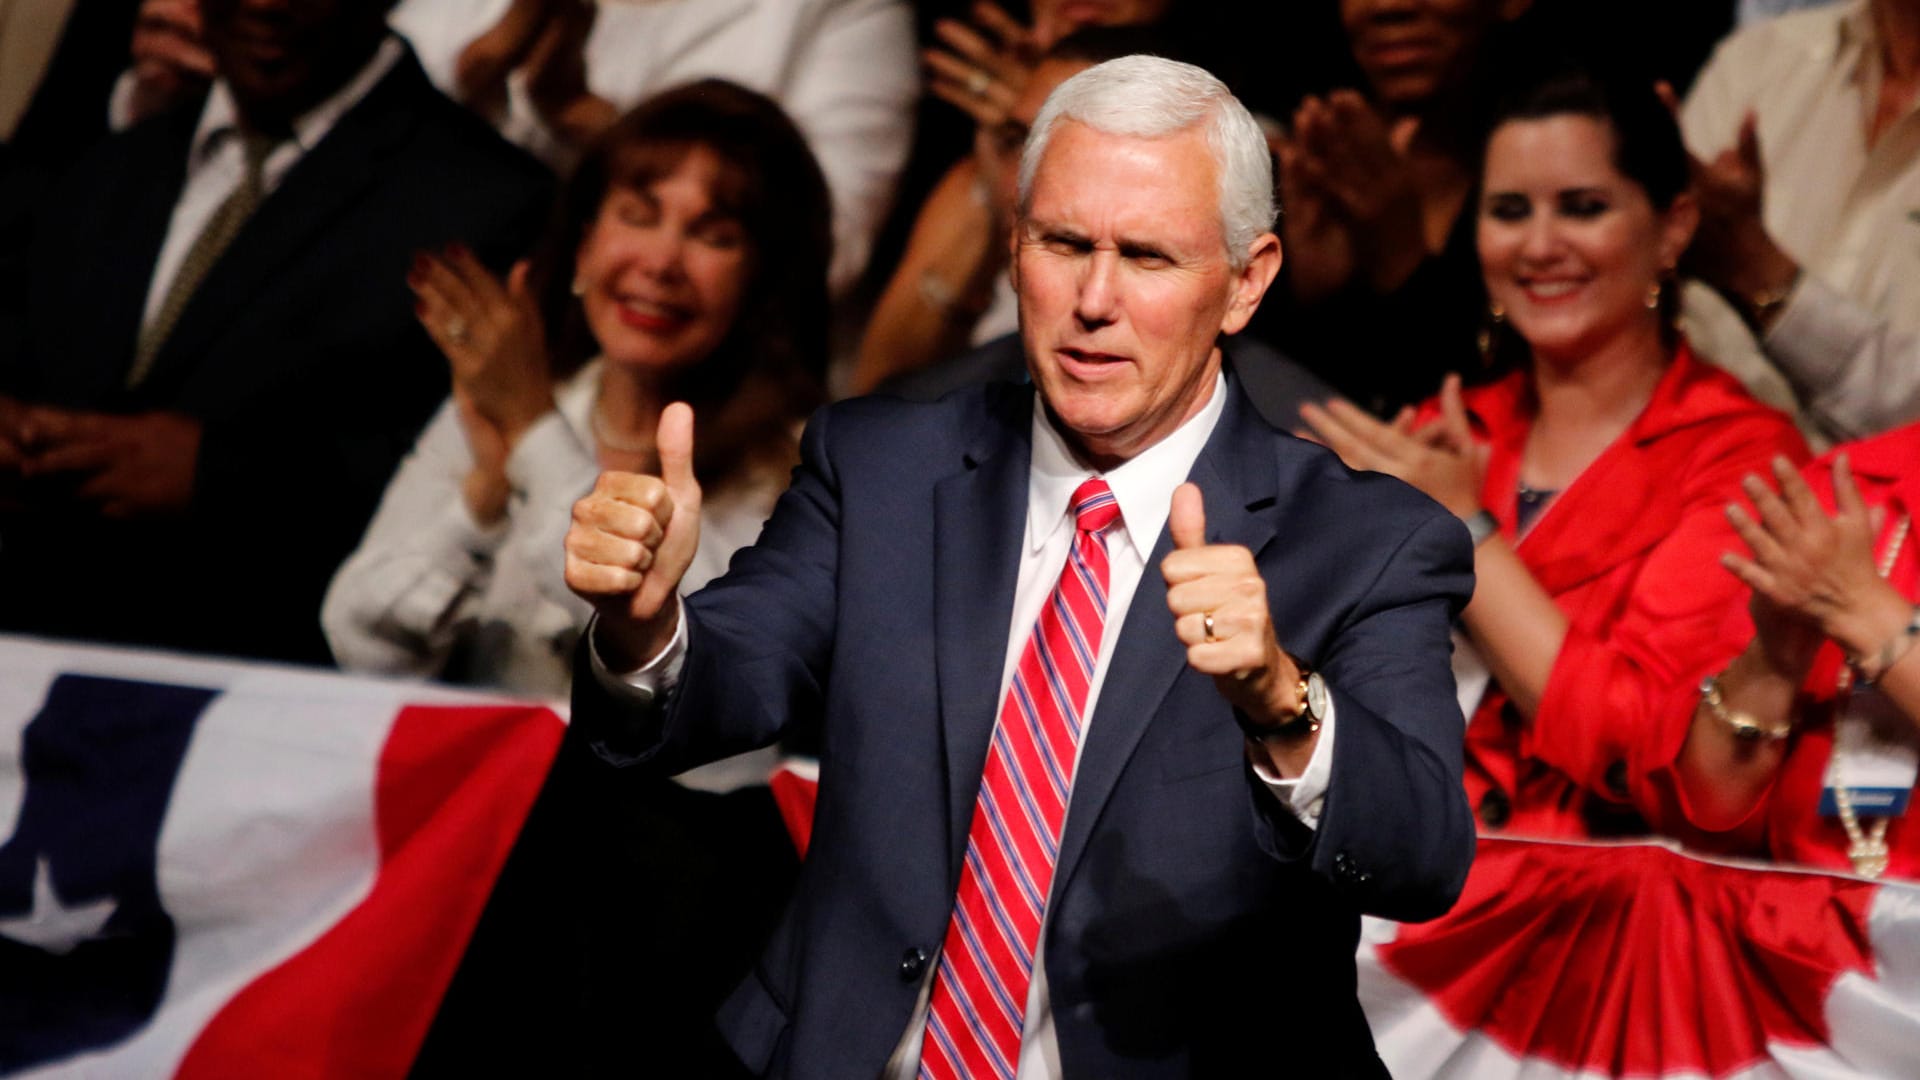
920, 477, 1121, 1080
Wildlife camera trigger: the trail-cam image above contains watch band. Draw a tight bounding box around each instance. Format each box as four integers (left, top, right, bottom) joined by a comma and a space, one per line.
1741, 270, 1801, 333
1462, 509, 1499, 548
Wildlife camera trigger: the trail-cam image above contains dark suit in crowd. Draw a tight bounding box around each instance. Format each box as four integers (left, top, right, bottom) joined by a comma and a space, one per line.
0, 43, 551, 662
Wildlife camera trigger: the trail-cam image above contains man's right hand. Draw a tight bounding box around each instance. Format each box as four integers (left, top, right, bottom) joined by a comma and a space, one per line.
564, 403, 702, 672
127, 0, 215, 124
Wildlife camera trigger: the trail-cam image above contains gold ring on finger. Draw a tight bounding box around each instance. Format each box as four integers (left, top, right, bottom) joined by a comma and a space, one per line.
1203, 611, 1218, 643
966, 69, 992, 98
446, 315, 470, 344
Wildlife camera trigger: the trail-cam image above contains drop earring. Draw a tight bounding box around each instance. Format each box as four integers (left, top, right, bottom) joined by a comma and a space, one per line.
1478, 299, 1506, 366
1645, 280, 1661, 310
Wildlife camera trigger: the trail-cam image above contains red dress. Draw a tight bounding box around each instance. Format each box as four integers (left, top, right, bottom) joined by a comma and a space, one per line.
1432, 344, 1809, 839
1641, 423, 1920, 877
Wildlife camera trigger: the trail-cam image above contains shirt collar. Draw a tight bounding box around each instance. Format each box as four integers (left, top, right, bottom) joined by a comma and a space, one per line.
189, 34, 404, 172
1026, 369, 1228, 556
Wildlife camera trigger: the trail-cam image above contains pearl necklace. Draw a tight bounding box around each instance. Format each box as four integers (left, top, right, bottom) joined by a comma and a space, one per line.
590, 397, 653, 456
1829, 512, 1911, 878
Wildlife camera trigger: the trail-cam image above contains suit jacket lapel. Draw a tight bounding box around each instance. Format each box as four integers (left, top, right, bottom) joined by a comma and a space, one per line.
56, 109, 196, 404
934, 389, 1033, 875
136, 52, 425, 395
1053, 377, 1281, 896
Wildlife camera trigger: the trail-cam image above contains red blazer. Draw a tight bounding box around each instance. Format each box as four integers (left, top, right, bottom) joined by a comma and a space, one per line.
1641, 424, 1920, 876
1433, 344, 1808, 839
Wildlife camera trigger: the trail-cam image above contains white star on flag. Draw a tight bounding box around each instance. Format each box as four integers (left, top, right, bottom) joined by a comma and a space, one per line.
0, 856, 116, 956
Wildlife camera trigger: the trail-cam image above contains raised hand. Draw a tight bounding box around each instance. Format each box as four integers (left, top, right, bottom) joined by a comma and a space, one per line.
1161, 482, 1304, 734
521, 0, 616, 148
127, 0, 215, 123
1723, 455, 1908, 667
564, 403, 703, 670
454, 0, 550, 109
924, 1, 1036, 127
1283, 92, 1428, 297
1299, 375, 1485, 517
1673, 107, 1797, 319
409, 248, 555, 451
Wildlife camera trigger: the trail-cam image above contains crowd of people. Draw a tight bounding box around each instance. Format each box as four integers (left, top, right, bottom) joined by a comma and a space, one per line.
2, 0, 1918, 1071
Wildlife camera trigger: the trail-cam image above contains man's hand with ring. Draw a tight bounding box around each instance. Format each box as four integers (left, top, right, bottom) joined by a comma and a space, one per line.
1161, 482, 1304, 727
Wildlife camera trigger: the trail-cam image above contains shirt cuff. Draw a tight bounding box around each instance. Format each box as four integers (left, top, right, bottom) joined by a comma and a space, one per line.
587, 605, 688, 706
1248, 695, 1337, 830
1764, 278, 1874, 406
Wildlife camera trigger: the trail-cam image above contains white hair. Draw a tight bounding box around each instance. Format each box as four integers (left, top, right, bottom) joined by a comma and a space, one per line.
1016, 54, 1276, 270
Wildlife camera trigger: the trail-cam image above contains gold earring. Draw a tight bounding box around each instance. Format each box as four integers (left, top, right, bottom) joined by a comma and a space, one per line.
1478, 300, 1507, 365
1645, 281, 1661, 310
571, 277, 587, 297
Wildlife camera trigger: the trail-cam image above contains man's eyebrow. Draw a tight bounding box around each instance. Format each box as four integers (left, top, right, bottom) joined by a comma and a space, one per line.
1116, 239, 1173, 260
1026, 220, 1091, 243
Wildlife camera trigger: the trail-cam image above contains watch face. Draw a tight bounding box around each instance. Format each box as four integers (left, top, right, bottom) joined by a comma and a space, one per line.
1304, 672, 1330, 721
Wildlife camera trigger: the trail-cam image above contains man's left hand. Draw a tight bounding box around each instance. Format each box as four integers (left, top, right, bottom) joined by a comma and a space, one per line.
1161, 482, 1305, 731
18, 407, 202, 518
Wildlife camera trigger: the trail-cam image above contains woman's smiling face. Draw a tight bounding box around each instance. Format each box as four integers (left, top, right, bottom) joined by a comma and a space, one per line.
1477, 114, 1693, 365
576, 145, 753, 373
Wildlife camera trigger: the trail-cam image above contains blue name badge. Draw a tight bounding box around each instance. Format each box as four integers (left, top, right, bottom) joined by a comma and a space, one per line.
1819, 786, 1913, 817
1821, 687, 1918, 819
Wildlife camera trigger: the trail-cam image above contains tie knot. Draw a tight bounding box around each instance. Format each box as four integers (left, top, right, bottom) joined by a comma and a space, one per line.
237, 130, 277, 176
1070, 478, 1120, 536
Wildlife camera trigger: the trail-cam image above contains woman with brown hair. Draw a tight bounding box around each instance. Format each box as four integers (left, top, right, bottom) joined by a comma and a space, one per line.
324, 79, 830, 699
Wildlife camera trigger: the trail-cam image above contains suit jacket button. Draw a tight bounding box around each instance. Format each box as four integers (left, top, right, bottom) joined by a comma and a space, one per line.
1478, 789, 1511, 829
900, 947, 930, 982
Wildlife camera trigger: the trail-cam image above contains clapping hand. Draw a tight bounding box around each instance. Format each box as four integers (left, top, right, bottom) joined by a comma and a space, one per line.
565, 404, 704, 671
1652, 84, 1796, 319
1723, 455, 1907, 671
924, 1, 1037, 127
1299, 374, 1485, 518
1278, 92, 1427, 301
128, 0, 215, 123
409, 246, 554, 524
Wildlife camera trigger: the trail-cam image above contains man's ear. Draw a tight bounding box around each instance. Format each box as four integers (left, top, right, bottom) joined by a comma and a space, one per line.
1220, 232, 1283, 337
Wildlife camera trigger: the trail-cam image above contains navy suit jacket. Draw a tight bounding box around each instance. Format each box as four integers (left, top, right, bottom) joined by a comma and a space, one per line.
573, 368, 1476, 1076
0, 45, 552, 662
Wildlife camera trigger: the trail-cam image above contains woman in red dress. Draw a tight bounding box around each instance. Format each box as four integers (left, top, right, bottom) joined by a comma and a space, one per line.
1657, 427, 1920, 879
1304, 63, 1809, 839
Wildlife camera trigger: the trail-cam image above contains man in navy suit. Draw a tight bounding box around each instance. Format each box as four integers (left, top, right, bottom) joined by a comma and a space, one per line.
567, 56, 1474, 1077
0, 0, 550, 662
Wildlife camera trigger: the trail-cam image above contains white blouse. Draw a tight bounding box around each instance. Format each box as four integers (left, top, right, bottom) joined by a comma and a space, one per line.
322, 360, 785, 702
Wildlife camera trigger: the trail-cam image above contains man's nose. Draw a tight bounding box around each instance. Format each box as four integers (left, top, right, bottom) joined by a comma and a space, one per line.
1074, 250, 1120, 328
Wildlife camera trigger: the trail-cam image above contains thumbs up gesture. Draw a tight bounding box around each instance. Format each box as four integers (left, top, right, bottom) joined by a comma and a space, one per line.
564, 403, 703, 670
1161, 483, 1310, 743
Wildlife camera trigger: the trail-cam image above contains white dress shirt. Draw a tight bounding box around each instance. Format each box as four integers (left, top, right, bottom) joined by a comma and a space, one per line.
137, 37, 405, 336
595, 370, 1338, 1079
1680, 0, 1920, 443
